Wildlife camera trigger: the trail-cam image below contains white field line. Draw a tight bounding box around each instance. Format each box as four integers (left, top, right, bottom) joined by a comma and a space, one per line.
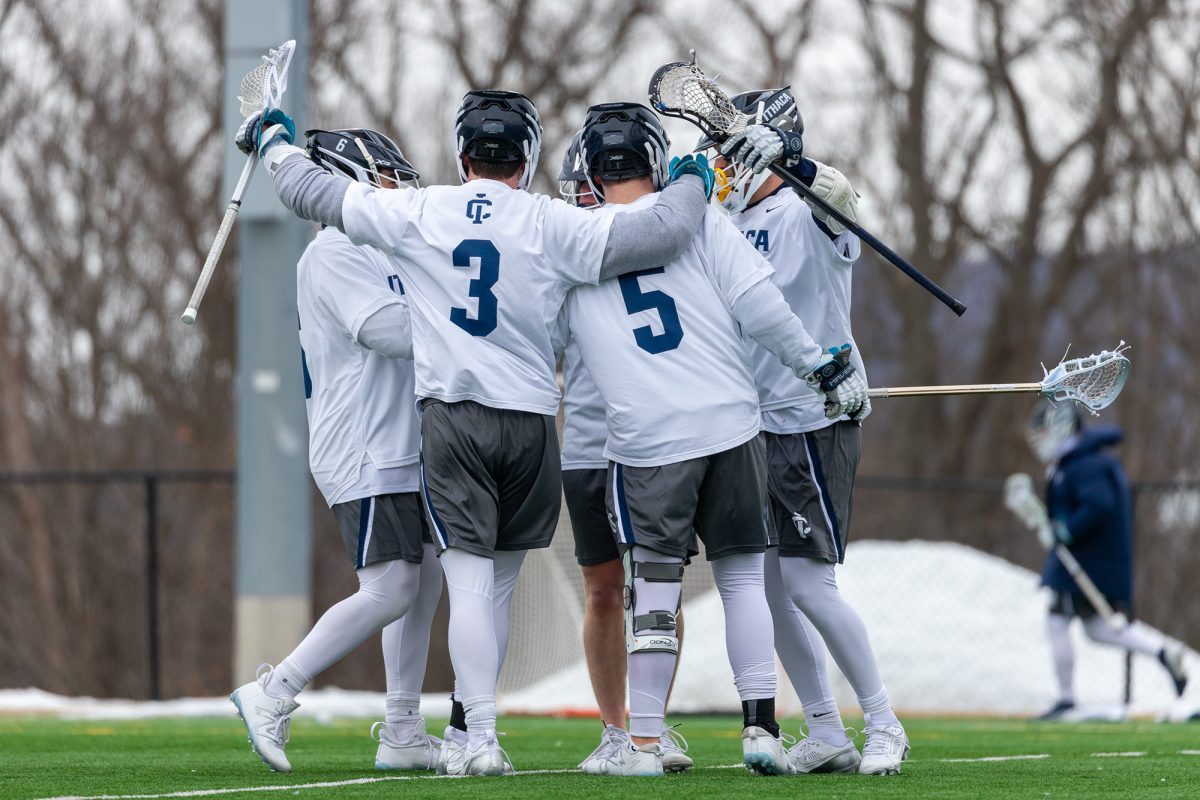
940, 754, 1050, 763
31, 765, 750, 800
1090, 751, 1147, 757
1178, 750, 1200, 755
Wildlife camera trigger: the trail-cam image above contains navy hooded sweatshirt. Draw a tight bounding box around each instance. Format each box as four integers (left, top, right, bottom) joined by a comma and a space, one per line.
1039, 425, 1133, 604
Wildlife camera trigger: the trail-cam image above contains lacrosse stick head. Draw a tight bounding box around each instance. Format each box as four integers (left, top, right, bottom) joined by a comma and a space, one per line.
647, 51, 750, 143
238, 39, 295, 116
1038, 342, 1131, 414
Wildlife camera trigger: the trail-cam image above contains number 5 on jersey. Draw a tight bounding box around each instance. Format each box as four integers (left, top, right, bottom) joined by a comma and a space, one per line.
619, 266, 683, 354
450, 239, 500, 336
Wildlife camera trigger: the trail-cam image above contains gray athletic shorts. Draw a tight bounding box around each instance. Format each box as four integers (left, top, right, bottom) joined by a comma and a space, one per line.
420, 399, 561, 558
331, 493, 430, 569
606, 437, 770, 561
562, 468, 620, 566
763, 422, 860, 563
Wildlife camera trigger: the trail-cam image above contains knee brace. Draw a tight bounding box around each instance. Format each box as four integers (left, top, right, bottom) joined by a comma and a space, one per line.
623, 548, 684, 656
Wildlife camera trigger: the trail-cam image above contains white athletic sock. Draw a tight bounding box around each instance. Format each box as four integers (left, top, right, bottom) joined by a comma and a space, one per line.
1046, 613, 1075, 703
781, 556, 893, 721
1082, 616, 1166, 656
627, 547, 683, 739
441, 548, 500, 739
268, 559, 419, 698
860, 687, 900, 730
712, 552, 777, 702
764, 550, 847, 744
383, 544, 443, 729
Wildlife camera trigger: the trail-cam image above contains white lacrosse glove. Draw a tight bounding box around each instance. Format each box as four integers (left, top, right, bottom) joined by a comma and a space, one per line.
720, 124, 804, 174
804, 344, 868, 421
804, 160, 858, 235
1004, 473, 1056, 549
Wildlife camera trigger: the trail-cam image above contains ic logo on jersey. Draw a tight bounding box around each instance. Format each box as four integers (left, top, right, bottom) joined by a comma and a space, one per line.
792, 512, 812, 539
743, 229, 770, 253
466, 193, 492, 224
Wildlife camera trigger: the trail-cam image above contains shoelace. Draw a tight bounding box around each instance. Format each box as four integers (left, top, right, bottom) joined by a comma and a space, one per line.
262, 711, 291, 746
660, 724, 689, 754
862, 727, 901, 756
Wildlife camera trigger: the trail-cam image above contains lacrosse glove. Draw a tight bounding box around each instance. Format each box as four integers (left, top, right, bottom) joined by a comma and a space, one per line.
805, 343, 868, 421
668, 153, 715, 200
721, 123, 803, 174
1050, 519, 1073, 546
235, 108, 296, 157
802, 159, 858, 235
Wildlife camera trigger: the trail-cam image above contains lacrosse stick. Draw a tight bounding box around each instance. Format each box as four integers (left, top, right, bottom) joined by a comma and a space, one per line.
1004, 473, 1125, 630
867, 343, 1130, 415
181, 40, 296, 325
648, 52, 967, 317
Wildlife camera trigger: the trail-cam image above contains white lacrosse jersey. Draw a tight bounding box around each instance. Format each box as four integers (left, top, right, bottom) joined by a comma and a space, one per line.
562, 195, 770, 468
297, 227, 420, 507
729, 187, 865, 434
559, 340, 608, 470
341, 179, 614, 416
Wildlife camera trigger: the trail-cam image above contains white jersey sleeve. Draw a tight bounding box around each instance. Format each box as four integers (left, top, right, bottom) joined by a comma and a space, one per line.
542, 196, 614, 287
340, 182, 425, 254
298, 228, 421, 506
729, 189, 865, 434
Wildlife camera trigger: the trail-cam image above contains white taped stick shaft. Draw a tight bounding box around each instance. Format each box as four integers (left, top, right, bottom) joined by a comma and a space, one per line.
868, 382, 1042, 399
181, 155, 258, 325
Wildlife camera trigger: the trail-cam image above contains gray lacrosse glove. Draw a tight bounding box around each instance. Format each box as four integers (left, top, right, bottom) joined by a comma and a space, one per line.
804, 159, 858, 235
804, 343, 868, 421
720, 123, 803, 174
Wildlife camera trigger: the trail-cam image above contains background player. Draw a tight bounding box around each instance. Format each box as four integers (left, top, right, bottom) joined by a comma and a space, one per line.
236, 91, 712, 775
707, 88, 908, 775
556, 136, 691, 773
1024, 402, 1188, 720
230, 129, 442, 773
559, 101, 867, 776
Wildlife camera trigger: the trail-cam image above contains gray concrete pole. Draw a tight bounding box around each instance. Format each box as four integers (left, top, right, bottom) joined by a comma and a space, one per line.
225, 0, 313, 685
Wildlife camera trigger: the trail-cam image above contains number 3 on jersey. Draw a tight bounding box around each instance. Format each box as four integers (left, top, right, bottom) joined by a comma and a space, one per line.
450, 239, 499, 336
619, 267, 683, 354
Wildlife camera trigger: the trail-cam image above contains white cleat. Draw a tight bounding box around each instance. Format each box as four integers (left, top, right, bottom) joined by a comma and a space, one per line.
229, 664, 299, 773
742, 726, 793, 775
659, 725, 693, 773
859, 724, 910, 775
372, 720, 441, 770
579, 724, 630, 773
436, 725, 467, 775
442, 731, 513, 777
787, 733, 862, 774
585, 740, 664, 776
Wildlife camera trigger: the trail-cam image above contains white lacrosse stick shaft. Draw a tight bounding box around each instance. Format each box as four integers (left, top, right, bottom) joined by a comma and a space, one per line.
181, 156, 258, 325
1003, 473, 1124, 629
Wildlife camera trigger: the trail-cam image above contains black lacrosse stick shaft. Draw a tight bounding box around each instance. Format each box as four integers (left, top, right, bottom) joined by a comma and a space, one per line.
766, 161, 966, 316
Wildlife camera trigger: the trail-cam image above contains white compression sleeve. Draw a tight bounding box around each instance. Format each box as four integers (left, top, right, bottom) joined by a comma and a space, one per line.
780, 556, 894, 722
1046, 612, 1075, 702
440, 548, 498, 742
269, 559, 421, 699
627, 546, 683, 739
357, 303, 412, 359
492, 550, 527, 675
1081, 616, 1165, 656
712, 553, 777, 701
382, 544, 443, 728
764, 549, 848, 744
730, 278, 825, 379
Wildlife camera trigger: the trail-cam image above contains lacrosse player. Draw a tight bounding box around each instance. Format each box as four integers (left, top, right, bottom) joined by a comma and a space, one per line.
1025, 403, 1188, 720
556, 102, 867, 777
235, 92, 712, 776
230, 129, 443, 774
555, 135, 691, 773
708, 88, 908, 775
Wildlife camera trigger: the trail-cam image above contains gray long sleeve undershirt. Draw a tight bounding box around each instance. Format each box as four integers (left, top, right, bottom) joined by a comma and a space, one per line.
731, 277, 825, 382
265, 147, 707, 280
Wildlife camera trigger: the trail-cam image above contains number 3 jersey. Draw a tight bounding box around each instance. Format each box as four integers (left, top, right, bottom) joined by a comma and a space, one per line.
297, 227, 419, 507
561, 195, 778, 468
341, 178, 614, 416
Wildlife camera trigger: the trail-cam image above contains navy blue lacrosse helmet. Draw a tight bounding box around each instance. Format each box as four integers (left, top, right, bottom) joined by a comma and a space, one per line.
579, 102, 670, 203
305, 128, 419, 189
454, 89, 542, 190
557, 130, 599, 206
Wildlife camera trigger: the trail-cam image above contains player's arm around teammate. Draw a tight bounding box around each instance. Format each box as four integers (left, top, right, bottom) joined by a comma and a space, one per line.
230, 129, 443, 774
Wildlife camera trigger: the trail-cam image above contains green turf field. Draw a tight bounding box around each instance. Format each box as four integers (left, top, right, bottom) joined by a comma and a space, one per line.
1, 715, 1197, 799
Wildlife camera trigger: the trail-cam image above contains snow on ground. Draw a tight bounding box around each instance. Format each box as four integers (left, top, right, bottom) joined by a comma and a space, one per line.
3, 541, 1197, 721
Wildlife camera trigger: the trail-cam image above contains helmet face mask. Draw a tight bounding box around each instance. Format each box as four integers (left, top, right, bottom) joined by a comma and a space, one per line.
305, 128, 419, 190
557, 131, 599, 208
578, 102, 670, 204
1025, 402, 1081, 463
454, 89, 542, 190
695, 86, 803, 214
